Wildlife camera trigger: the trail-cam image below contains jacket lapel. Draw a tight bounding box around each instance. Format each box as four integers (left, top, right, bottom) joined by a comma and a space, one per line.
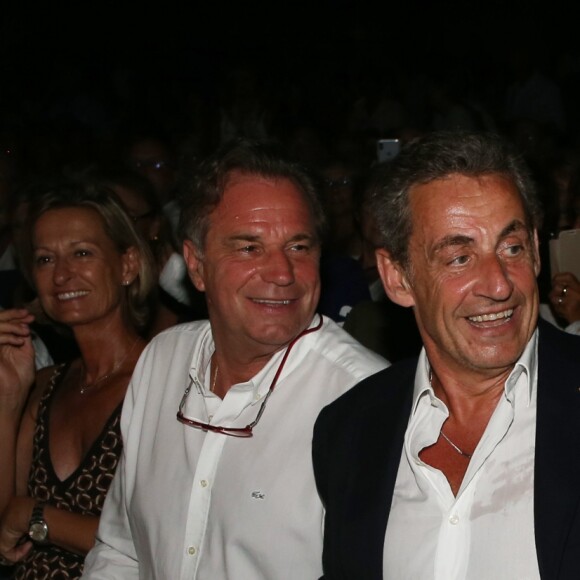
535, 321, 580, 578
343, 361, 416, 579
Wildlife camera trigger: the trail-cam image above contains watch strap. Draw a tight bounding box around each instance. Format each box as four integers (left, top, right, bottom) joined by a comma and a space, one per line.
30, 502, 45, 522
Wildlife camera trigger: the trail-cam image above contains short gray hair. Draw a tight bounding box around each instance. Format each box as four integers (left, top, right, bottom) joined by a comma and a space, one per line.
367, 131, 542, 268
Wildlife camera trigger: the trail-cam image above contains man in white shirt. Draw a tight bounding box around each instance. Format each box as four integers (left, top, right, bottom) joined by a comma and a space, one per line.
82, 139, 387, 580
313, 132, 580, 579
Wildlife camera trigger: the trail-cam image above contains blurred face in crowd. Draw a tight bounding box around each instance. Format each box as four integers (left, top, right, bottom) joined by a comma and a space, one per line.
111, 184, 160, 242
322, 164, 355, 217
128, 139, 176, 204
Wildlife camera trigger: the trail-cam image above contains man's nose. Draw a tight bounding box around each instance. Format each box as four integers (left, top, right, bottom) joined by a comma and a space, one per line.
474, 254, 513, 300
261, 250, 295, 286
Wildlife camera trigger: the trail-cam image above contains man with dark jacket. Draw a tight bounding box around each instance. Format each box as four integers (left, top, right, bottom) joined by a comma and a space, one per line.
314, 132, 580, 579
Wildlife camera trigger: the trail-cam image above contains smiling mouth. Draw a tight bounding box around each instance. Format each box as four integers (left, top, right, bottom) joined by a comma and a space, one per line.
467, 308, 513, 323
252, 299, 293, 306
57, 291, 90, 301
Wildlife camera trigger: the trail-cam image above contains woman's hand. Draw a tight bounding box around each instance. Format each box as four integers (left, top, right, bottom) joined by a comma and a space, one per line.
0, 497, 99, 560
549, 272, 580, 325
0, 495, 34, 564
0, 309, 36, 411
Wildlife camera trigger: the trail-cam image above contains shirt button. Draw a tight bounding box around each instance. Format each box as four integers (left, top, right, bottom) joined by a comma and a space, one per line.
208, 415, 213, 421
254, 393, 261, 401
449, 514, 459, 525
188, 546, 196, 555
200, 479, 208, 488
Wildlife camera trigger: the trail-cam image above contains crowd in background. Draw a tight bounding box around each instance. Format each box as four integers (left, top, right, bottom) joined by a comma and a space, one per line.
3, 40, 580, 362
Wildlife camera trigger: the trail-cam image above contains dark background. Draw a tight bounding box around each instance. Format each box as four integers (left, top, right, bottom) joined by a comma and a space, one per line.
0, 0, 577, 361
2, 1, 577, 139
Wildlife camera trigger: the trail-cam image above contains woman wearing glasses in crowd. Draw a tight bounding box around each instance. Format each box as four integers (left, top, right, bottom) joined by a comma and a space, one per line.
0, 183, 154, 579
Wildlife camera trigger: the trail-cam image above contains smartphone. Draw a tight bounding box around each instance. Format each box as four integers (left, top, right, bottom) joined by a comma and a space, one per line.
376, 139, 401, 164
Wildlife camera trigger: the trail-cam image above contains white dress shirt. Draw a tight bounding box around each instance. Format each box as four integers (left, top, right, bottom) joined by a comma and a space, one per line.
383, 331, 540, 580
83, 315, 388, 580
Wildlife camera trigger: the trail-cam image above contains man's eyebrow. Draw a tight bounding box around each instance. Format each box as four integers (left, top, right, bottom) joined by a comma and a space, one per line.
499, 219, 528, 238
228, 234, 261, 243
227, 233, 316, 243
431, 220, 529, 255
287, 233, 316, 242
432, 235, 473, 254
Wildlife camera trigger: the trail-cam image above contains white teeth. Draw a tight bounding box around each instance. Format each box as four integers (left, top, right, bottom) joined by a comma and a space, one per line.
57, 291, 89, 301
468, 309, 513, 323
253, 299, 291, 305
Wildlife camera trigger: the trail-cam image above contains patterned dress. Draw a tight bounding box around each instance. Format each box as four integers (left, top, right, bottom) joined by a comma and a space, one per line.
14, 364, 123, 579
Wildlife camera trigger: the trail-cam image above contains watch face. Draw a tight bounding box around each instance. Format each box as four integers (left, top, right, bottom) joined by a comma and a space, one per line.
29, 521, 48, 543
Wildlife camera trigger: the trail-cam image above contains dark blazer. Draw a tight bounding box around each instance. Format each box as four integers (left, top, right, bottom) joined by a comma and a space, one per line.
313, 320, 580, 579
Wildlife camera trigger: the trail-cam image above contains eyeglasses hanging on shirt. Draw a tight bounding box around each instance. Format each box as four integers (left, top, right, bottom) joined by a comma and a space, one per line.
176, 314, 323, 437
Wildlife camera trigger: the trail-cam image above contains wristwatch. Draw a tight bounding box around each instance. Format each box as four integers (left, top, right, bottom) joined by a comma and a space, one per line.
28, 502, 49, 544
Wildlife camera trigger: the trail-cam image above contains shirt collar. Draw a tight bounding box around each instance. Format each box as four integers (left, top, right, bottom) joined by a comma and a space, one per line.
411, 351, 436, 416
187, 324, 217, 395
411, 327, 539, 415
189, 315, 322, 401
505, 327, 538, 406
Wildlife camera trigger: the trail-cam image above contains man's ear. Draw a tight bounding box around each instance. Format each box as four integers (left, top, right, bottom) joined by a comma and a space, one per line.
121, 246, 140, 285
375, 248, 415, 307
183, 239, 206, 292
